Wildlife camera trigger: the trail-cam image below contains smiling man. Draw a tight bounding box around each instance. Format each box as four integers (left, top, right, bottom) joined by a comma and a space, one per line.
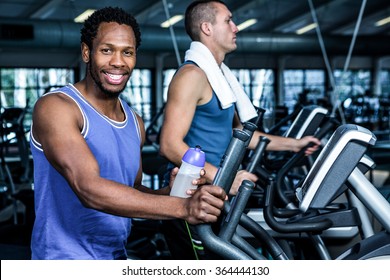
29, 7, 226, 260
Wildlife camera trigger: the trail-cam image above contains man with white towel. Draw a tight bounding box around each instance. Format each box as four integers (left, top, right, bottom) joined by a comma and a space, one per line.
159, 0, 321, 260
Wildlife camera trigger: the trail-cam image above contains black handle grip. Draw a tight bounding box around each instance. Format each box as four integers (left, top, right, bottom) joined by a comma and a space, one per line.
264, 176, 333, 233
246, 136, 270, 174
213, 129, 250, 194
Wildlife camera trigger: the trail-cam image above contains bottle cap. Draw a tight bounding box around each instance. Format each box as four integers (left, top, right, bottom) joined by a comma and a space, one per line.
182, 145, 206, 167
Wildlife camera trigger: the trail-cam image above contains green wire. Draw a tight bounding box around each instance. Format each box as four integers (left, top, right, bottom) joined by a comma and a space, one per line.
185, 221, 203, 260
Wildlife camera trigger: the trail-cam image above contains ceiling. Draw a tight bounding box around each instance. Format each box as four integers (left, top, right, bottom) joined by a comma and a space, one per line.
0, 0, 389, 55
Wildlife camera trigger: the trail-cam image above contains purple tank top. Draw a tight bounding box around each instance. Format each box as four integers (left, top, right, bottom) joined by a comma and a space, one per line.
30, 84, 141, 259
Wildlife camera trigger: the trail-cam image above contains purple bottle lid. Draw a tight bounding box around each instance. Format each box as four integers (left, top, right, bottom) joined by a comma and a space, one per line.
182, 145, 206, 167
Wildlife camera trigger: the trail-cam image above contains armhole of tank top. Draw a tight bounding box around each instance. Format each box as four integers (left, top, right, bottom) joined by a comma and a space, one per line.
128, 107, 141, 143
184, 60, 197, 67
59, 92, 89, 138
30, 91, 89, 150
173, 60, 197, 77
30, 123, 43, 151
182, 60, 215, 108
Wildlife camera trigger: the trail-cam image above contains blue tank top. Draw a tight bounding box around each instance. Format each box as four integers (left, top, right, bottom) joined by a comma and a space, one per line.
163, 60, 235, 184
30, 84, 141, 259
183, 61, 235, 166
184, 93, 235, 166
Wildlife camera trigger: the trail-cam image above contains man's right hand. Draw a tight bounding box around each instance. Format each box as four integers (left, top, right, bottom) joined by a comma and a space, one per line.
184, 185, 226, 224
230, 170, 258, 196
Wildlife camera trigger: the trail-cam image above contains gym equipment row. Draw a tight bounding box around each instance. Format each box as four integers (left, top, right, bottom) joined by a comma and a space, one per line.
195, 105, 390, 260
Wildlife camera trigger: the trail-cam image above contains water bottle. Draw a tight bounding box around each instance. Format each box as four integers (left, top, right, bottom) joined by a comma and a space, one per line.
170, 146, 206, 198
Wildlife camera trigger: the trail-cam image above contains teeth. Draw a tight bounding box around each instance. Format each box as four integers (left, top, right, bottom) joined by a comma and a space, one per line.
107, 73, 122, 80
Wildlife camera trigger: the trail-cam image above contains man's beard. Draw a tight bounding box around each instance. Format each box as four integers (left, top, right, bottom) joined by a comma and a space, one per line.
88, 62, 127, 98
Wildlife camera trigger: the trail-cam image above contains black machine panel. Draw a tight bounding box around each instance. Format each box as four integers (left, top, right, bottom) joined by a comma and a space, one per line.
296, 124, 376, 212
285, 105, 328, 139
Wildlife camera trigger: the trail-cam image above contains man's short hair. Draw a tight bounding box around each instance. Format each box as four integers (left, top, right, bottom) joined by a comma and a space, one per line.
80, 6, 141, 50
185, 0, 226, 41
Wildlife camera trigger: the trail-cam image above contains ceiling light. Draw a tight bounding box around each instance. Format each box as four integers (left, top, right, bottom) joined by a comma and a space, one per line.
160, 15, 184, 28
375, 16, 390, 27
74, 9, 96, 23
296, 23, 318, 35
237, 19, 257, 31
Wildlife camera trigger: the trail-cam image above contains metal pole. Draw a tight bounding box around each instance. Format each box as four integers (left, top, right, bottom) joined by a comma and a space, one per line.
307, 0, 348, 123
343, 0, 367, 73
162, 0, 182, 66
307, 0, 335, 91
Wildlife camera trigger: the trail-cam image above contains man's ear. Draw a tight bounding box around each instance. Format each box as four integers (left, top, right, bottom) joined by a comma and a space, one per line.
200, 22, 212, 36
81, 42, 90, 63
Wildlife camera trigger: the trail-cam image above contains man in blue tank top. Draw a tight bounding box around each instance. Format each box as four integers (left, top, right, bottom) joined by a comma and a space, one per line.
30, 7, 227, 260
159, 0, 321, 260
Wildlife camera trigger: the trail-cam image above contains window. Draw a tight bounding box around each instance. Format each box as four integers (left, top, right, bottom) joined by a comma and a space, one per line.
283, 70, 325, 113
379, 70, 390, 98
232, 69, 275, 130
0, 68, 75, 131
378, 70, 390, 132
0, 68, 74, 108
231, 69, 274, 107
333, 69, 371, 102
162, 69, 176, 102
120, 69, 153, 128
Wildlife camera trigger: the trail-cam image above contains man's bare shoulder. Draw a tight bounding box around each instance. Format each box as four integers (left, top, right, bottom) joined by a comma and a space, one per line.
34, 91, 77, 112
172, 63, 209, 92
33, 91, 83, 129
168, 63, 212, 105
176, 63, 207, 80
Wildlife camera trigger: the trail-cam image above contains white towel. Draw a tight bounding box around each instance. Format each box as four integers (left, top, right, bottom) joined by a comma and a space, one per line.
184, 41, 258, 123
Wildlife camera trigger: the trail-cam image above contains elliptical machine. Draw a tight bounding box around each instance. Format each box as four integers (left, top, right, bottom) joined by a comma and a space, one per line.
196, 122, 390, 260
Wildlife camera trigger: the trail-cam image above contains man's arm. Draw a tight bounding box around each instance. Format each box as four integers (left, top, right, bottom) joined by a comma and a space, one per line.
32, 93, 225, 224
252, 131, 321, 155
233, 113, 321, 155
160, 64, 219, 183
